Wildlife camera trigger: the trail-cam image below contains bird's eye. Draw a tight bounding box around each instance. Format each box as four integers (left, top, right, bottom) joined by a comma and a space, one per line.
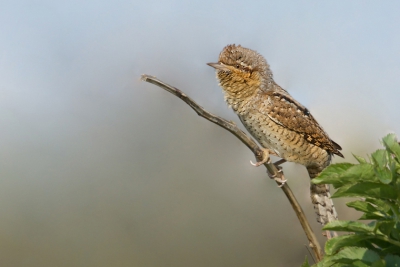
236, 64, 240, 69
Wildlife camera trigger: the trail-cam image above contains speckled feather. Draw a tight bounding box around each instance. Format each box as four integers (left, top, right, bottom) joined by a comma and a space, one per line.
261, 91, 343, 157
209, 44, 343, 225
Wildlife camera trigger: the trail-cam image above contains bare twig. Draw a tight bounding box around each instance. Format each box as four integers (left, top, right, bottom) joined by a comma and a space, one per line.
141, 74, 324, 262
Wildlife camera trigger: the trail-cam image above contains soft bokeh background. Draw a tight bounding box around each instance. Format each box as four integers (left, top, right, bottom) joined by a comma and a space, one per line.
1, 1, 399, 266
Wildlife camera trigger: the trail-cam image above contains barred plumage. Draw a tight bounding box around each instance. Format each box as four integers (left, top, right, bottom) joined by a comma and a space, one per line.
208, 44, 343, 226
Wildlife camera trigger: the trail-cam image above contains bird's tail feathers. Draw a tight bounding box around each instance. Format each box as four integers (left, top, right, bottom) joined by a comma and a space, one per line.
307, 166, 338, 225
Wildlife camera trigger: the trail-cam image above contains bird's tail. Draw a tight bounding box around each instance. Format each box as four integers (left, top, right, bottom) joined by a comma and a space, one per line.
307, 166, 338, 226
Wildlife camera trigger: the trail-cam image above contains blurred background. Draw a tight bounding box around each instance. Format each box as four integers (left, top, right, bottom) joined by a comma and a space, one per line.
1, 1, 400, 266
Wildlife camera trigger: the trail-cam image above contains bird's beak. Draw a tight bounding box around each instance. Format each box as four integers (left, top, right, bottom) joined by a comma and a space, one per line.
207, 62, 230, 72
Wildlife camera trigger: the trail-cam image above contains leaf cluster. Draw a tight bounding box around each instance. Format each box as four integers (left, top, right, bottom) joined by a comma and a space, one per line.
303, 134, 400, 267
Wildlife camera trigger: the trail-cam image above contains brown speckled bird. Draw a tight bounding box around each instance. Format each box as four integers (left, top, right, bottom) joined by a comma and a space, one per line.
208, 44, 343, 226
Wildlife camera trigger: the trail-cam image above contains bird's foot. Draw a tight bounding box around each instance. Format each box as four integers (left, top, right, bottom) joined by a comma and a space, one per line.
251, 148, 286, 187
266, 165, 287, 187
250, 148, 272, 167
275, 178, 287, 187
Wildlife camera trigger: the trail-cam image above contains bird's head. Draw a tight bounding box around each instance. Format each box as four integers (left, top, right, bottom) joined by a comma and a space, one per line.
207, 44, 274, 96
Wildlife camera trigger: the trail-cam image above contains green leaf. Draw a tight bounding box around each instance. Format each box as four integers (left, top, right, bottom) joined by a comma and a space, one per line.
391, 223, 400, 241
372, 149, 388, 169
374, 167, 393, 184
382, 246, 400, 256
313, 163, 354, 186
354, 261, 377, 267
385, 254, 400, 266
314, 163, 378, 188
329, 247, 380, 265
315, 134, 400, 264
371, 259, 386, 267
359, 213, 387, 220
353, 154, 368, 164
368, 236, 400, 250
390, 161, 398, 184
323, 220, 374, 233
325, 234, 375, 255
332, 182, 398, 200
371, 150, 393, 183
346, 200, 384, 217
340, 164, 379, 183
365, 198, 392, 213
300, 256, 310, 267
382, 134, 400, 163
347, 200, 391, 221
377, 221, 396, 237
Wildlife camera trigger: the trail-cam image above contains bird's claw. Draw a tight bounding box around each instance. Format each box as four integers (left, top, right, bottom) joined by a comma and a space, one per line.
250, 148, 271, 167
267, 169, 287, 187
267, 171, 276, 179
276, 178, 287, 187
251, 148, 286, 187
250, 160, 265, 167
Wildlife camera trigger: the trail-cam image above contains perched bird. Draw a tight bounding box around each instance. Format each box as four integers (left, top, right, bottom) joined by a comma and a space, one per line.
208, 44, 343, 226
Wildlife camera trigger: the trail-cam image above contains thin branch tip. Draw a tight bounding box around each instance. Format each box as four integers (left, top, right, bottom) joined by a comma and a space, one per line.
140, 74, 156, 82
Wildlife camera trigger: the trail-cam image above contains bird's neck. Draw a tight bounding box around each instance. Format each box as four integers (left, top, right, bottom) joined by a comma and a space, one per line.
218, 72, 273, 114
221, 83, 258, 114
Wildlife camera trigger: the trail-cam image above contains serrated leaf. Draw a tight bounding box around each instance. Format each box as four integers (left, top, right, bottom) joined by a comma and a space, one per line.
340, 164, 379, 183
372, 149, 388, 169
374, 167, 392, 184
311, 176, 346, 188
315, 255, 347, 267
371, 149, 392, 183
382, 134, 400, 164
323, 220, 374, 233
365, 198, 392, 213
314, 163, 378, 188
329, 247, 380, 265
325, 234, 374, 255
347, 200, 378, 213
353, 154, 368, 164
332, 182, 398, 200
346, 201, 386, 219
313, 163, 354, 186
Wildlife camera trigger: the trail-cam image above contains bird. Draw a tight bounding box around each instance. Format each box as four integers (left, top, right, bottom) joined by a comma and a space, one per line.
207, 44, 343, 227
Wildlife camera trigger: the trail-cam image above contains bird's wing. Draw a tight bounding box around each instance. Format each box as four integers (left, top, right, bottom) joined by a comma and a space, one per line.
260, 90, 343, 157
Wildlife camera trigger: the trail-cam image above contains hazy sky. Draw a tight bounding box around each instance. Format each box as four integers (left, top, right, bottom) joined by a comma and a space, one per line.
1, 1, 399, 266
